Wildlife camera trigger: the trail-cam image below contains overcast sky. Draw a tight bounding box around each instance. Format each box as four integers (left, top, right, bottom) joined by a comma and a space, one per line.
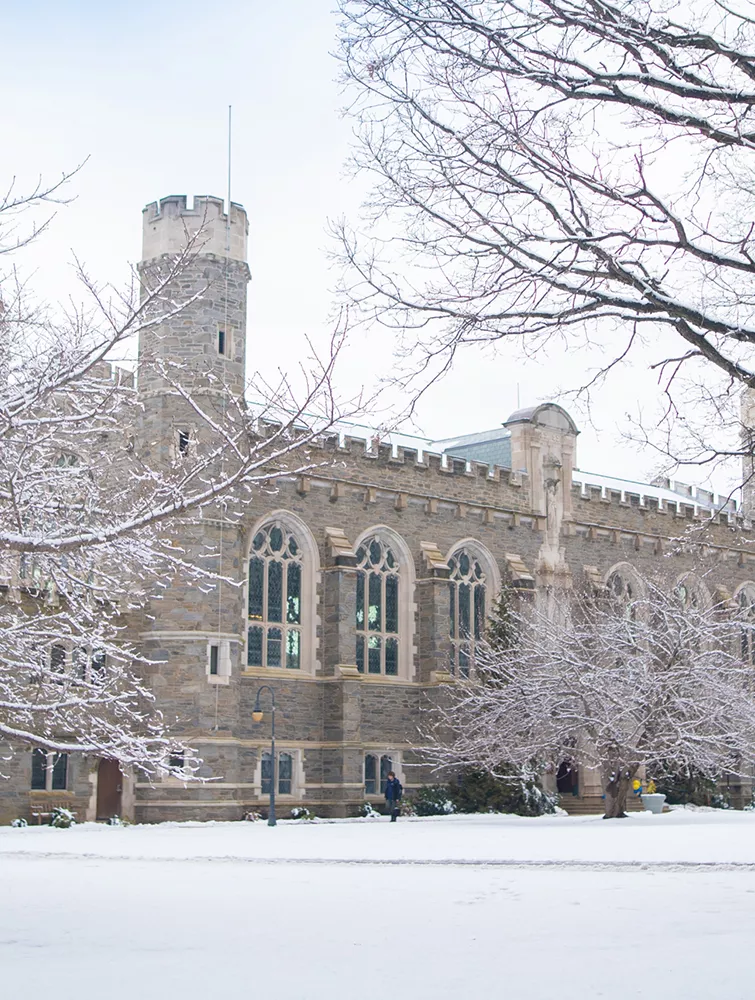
1, 0, 733, 494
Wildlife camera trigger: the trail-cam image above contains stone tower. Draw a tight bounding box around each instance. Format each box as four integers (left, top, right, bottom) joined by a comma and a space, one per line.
135, 196, 251, 794
138, 195, 248, 385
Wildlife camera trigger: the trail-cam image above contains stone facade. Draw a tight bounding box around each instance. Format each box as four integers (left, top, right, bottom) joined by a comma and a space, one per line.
3, 193, 755, 825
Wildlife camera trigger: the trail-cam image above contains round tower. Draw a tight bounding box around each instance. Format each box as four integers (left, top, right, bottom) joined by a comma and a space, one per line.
137, 195, 249, 399
136, 195, 250, 465
133, 197, 251, 809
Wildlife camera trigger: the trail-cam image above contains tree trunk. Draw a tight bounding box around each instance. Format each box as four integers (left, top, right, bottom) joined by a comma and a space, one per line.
602, 767, 635, 819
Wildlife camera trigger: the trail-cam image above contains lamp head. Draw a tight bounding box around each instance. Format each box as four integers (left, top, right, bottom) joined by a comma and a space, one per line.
252, 710, 264, 723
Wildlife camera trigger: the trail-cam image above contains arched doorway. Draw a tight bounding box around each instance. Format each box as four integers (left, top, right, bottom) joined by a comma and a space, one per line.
96, 759, 123, 820
556, 760, 579, 796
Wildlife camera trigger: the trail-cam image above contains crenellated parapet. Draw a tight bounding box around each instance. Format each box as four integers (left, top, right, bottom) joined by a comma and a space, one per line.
314, 432, 531, 511
142, 195, 248, 264
571, 477, 738, 521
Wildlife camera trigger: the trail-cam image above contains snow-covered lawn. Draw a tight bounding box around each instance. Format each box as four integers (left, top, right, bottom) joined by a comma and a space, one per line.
2, 810, 755, 999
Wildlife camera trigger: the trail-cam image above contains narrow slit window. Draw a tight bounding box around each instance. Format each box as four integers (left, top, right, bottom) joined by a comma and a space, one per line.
177, 430, 190, 457
278, 752, 293, 795
31, 748, 47, 790
209, 644, 219, 676
218, 329, 226, 356
380, 755, 393, 794
364, 754, 377, 795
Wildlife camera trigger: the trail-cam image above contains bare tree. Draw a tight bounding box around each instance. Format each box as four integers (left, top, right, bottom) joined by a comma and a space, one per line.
0, 180, 359, 777
422, 580, 755, 818
336, 0, 755, 470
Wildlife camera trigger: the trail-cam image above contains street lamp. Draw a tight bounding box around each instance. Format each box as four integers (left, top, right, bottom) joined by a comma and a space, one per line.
252, 684, 276, 827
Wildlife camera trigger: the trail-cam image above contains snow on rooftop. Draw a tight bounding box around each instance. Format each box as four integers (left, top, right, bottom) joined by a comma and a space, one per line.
573, 470, 738, 514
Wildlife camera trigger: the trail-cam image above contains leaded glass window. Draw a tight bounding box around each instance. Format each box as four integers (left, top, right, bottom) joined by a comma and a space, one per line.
607, 571, 638, 621
364, 754, 377, 794
31, 748, 46, 790
261, 751, 294, 795
448, 549, 486, 677
31, 749, 68, 791
380, 754, 393, 794
248, 524, 302, 669
608, 572, 634, 603
279, 752, 293, 795
364, 753, 394, 795
739, 588, 755, 666
675, 580, 700, 610
355, 537, 400, 675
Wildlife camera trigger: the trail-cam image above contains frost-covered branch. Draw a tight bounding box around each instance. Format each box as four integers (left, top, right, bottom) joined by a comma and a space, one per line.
0, 179, 361, 778
422, 579, 755, 818
337, 0, 755, 467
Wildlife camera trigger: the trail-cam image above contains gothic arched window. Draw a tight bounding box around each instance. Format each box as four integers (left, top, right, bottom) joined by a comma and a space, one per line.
674, 574, 709, 612
355, 537, 400, 675
448, 549, 486, 677
737, 585, 755, 666
608, 572, 634, 603
247, 523, 302, 669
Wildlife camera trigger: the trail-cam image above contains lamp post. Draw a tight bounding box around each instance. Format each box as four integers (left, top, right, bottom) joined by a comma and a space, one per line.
252, 684, 276, 827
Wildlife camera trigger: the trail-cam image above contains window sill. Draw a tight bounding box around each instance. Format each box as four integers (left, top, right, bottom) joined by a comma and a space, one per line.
358, 673, 413, 684
241, 667, 314, 680
207, 674, 230, 686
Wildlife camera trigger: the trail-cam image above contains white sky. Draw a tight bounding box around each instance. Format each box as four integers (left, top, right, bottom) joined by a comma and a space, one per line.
1, 0, 734, 493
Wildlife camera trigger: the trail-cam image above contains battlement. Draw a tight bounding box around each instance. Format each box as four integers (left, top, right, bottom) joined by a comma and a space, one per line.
572, 474, 738, 521
313, 430, 530, 508
142, 195, 248, 264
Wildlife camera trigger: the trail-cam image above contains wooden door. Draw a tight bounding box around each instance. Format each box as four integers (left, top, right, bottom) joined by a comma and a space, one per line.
96, 759, 123, 820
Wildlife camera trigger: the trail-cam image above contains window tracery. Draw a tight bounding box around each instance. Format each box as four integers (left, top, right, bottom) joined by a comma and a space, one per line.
247, 523, 302, 670
355, 537, 400, 675
674, 574, 708, 611
736, 584, 755, 666
448, 548, 487, 677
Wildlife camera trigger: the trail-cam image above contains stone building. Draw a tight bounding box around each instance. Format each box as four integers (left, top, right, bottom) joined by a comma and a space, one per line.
3, 193, 755, 824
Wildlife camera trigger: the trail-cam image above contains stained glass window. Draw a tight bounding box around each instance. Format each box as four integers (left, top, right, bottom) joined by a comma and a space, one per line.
739, 587, 755, 665
448, 550, 487, 677
247, 525, 303, 669
355, 537, 400, 676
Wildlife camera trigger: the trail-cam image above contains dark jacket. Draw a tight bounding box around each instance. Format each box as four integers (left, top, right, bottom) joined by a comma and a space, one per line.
384, 777, 403, 803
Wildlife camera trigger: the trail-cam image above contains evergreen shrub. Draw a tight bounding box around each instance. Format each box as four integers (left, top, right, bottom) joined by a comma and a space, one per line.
49, 807, 76, 828
449, 768, 556, 817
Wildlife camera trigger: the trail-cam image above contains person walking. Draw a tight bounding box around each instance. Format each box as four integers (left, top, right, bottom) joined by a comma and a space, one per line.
384, 771, 403, 822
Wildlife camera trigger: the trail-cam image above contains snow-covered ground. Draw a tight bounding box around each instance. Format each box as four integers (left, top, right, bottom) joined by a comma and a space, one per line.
3, 810, 755, 999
